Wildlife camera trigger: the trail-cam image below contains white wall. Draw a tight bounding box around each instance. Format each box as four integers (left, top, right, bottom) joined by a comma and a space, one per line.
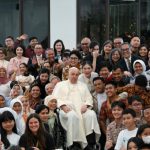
50, 0, 77, 50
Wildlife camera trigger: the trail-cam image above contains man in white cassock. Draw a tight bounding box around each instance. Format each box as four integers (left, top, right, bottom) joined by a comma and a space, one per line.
52, 67, 101, 149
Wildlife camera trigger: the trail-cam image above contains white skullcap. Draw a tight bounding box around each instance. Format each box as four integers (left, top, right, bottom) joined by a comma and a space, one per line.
44, 95, 57, 106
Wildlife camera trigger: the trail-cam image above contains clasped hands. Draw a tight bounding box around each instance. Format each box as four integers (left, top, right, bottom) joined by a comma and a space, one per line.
61, 104, 88, 114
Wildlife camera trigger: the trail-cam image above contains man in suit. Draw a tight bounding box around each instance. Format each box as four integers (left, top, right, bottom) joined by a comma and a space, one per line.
29, 43, 46, 77
120, 42, 138, 75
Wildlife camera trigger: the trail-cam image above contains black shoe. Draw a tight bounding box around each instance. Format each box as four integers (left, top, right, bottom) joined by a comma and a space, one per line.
84, 145, 96, 150
69, 142, 82, 150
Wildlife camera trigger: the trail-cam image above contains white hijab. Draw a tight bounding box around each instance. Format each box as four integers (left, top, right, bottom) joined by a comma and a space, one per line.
133, 59, 146, 76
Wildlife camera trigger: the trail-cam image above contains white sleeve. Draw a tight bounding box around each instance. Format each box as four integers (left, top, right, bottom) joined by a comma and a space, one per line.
115, 130, 124, 150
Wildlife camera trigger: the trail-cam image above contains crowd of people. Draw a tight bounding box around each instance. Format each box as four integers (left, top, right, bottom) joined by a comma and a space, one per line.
0, 34, 150, 150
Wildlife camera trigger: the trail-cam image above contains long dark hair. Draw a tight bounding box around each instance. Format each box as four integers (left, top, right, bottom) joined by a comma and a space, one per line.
19, 63, 29, 76
0, 111, 18, 149
53, 39, 65, 56
25, 113, 46, 149
14, 45, 26, 57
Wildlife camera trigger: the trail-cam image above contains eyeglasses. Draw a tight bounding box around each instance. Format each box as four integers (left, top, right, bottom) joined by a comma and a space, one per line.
114, 42, 121, 44
132, 103, 142, 107
121, 48, 130, 51
70, 57, 78, 60
81, 43, 88, 45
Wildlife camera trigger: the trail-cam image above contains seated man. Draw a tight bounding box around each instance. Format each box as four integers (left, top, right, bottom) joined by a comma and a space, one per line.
52, 67, 101, 150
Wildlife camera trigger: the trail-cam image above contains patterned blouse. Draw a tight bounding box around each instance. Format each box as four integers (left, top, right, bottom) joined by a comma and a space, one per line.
106, 121, 125, 144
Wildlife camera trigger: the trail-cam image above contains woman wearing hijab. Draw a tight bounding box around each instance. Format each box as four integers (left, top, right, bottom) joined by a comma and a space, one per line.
130, 59, 150, 83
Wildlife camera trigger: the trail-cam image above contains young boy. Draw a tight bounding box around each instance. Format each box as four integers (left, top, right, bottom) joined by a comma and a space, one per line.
115, 108, 138, 150
105, 101, 126, 150
128, 95, 144, 126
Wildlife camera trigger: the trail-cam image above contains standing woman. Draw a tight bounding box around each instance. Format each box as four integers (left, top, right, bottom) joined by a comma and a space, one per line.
138, 44, 149, 67
0, 111, 20, 149
7, 45, 29, 75
101, 40, 113, 68
19, 113, 55, 150
62, 50, 82, 80
78, 62, 98, 93
53, 39, 65, 61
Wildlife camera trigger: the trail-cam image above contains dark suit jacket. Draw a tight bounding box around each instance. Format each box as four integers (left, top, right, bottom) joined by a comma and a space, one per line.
120, 55, 138, 74
28, 54, 46, 77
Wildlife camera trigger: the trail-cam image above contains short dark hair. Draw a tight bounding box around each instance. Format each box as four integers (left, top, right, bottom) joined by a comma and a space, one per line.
135, 75, 147, 88
122, 108, 136, 118
128, 95, 144, 105
29, 36, 38, 42
99, 63, 111, 71
105, 81, 117, 88
112, 65, 124, 72
93, 76, 105, 84
5, 36, 14, 41
111, 101, 126, 110
89, 41, 99, 49
35, 104, 49, 114
70, 50, 82, 60
127, 137, 143, 150
39, 68, 50, 76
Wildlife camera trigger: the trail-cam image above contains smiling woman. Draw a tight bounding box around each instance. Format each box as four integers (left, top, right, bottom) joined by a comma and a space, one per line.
19, 113, 55, 150
7, 45, 29, 75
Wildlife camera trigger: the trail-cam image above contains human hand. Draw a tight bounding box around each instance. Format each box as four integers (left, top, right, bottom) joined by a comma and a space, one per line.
32, 147, 40, 150
0, 140, 4, 150
20, 34, 28, 40
81, 105, 87, 114
61, 105, 71, 113
13, 67, 18, 73
105, 140, 113, 150
92, 51, 99, 58
124, 71, 132, 77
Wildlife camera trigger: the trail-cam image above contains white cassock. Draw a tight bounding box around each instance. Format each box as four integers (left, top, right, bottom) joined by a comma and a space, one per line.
52, 80, 101, 148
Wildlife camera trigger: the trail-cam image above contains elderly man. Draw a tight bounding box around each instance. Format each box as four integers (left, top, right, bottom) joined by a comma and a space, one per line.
80, 37, 91, 58
52, 67, 100, 150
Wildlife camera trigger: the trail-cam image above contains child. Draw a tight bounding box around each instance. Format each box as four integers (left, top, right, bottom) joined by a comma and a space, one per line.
19, 96, 35, 122
0, 111, 20, 149
128, 95, 144, 126
10, 98, 25, 135
44, 95, 66, 149
115, 108, 138, 150
105, 101, 126, 150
